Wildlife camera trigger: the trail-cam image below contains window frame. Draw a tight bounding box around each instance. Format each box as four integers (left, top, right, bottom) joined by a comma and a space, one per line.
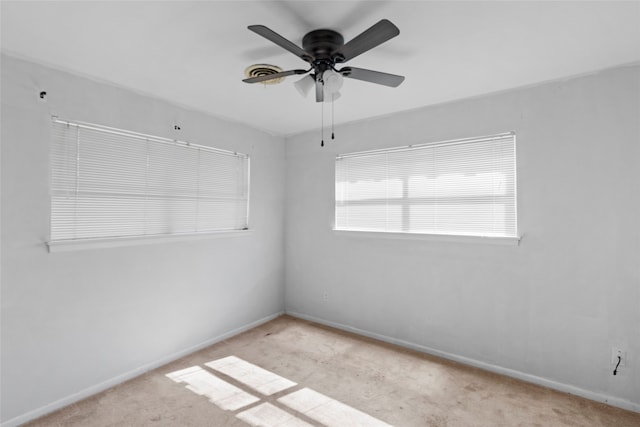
334, 132, 520, 244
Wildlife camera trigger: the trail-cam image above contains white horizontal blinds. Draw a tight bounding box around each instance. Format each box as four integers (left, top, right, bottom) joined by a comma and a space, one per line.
197, 149, 250, 231
50, 119, 249, 241
335, 133, 517, 237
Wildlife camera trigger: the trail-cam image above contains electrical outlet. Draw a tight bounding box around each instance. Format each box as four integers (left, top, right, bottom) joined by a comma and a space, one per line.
611, 347, 626, 367
322, 292, 328, 301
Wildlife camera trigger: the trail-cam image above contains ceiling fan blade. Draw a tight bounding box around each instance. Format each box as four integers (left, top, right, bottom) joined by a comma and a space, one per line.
339, 67, 405, 87
335, 19, 399, 63
243, 69, 308, 84
315, 78, 324, 103
248, 25, 312, 62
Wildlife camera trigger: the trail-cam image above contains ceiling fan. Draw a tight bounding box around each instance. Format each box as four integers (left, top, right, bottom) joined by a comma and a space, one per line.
242, 19, 405, 102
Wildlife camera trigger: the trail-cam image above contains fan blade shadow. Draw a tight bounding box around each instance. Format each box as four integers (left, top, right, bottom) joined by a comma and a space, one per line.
267, 1, 316, 33
334, 1, 390, 32
265, 1, 390, 34
241, 45, 290, 62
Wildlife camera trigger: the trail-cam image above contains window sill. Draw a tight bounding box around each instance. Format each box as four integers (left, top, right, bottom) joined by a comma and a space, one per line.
46, 230, 253, 253
332, 229, 521, 246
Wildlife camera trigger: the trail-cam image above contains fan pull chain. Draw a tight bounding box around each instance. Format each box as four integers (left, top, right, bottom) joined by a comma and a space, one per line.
320, 99, 324, 147
331, 94, 335, 140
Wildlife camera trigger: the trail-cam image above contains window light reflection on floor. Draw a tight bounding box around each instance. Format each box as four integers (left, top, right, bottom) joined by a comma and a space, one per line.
166, 355, 392, 427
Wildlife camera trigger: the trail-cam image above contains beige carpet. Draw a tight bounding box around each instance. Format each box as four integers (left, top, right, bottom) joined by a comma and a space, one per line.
24, 315, 639, 426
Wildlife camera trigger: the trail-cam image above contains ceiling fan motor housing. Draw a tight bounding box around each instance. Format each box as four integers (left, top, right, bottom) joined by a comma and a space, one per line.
302, 29, 345, 70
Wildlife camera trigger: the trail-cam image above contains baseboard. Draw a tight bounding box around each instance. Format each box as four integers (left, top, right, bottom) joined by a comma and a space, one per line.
1, 311, 283, 427
286, 310, 640, 414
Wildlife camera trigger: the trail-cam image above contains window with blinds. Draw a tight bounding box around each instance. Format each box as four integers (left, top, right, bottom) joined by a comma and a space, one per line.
50, 118, 250, 243
335, 133, 517, 238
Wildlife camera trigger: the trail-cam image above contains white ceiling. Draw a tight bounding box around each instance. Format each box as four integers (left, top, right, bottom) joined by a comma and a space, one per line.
2, 1, 639, 136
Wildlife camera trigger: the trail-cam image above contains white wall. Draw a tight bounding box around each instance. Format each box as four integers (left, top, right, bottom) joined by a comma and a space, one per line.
285, 65, 640, 410
0, 54, 285, 425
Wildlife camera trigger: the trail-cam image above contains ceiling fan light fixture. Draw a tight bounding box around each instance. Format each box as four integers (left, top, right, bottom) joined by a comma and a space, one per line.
294, 75, 315, 97
322, 69, 343, 94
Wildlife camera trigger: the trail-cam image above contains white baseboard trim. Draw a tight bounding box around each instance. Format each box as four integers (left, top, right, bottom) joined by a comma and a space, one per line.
286, 310, 640, 414
1, 311, 283, 427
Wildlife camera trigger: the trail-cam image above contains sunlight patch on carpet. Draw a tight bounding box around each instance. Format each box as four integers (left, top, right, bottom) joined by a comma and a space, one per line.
167, 356, 392, 426
166, 365, 259, 411
237, 402, 314, 427
206, 355, 297, 395
278, 387, 392, 427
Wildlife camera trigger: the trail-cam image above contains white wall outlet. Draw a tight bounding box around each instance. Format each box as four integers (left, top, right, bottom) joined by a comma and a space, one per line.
322, 292, 328, 301
611, 347, 626, 367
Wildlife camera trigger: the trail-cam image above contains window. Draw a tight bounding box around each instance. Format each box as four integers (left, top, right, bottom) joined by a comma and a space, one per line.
50, 118, 250, 244
335, 133, 517, 238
